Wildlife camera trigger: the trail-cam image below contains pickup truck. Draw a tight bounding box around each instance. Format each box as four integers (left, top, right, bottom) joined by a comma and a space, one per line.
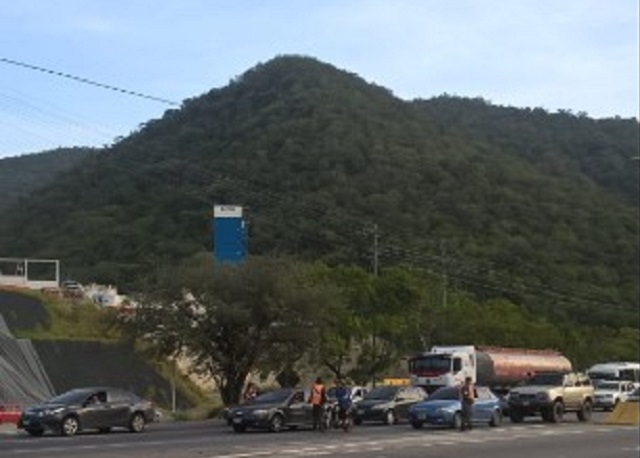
508, 371, 594, 423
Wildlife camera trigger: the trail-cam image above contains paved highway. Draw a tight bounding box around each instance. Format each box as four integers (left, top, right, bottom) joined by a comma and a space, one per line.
1, 414, 637, 458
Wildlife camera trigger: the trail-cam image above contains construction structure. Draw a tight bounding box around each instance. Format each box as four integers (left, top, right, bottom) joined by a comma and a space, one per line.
212, 205, 247, 264
0, 258, 60, 290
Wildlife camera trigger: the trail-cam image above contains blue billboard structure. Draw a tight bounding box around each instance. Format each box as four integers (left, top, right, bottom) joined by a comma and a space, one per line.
213, 205, 247, 264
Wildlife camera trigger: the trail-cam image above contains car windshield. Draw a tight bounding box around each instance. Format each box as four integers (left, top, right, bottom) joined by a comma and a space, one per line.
428, 387, 460, 401
364, 386, 398, 401
527, 373, 564, 385
596, 381, 621, 390
251, 390, 292, 405
48, 389, 94, 405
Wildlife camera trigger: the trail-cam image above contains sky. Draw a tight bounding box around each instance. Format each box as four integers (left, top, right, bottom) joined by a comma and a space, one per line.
0, 0, 638, 159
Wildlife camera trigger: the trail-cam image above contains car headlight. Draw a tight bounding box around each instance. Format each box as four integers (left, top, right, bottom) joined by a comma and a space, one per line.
371, 404, 387, 410
536, 392, 549, 401
44, 407, 64, 416
436, 407, 454, 414
252, 409, 269, 418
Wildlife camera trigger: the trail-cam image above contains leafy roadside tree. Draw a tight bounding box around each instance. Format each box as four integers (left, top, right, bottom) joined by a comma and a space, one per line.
127, 254, 328, 405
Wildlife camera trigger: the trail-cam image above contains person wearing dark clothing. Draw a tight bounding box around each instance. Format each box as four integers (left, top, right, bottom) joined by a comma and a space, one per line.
334, 380, 353, 431
460, 377, 475, 431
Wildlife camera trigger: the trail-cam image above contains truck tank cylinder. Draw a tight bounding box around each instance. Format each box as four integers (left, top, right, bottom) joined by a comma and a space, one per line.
476, 349, 572, 386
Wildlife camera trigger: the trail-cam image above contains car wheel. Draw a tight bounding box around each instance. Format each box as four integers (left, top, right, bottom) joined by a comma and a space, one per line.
411, 420, 424, 429
25, 428, 45, 437
549, 401, 564, 423
489, 410, 502, 427
452, 412, 462, 430
269, 414, 284, 433
129, 412, 146, 433
577, 401, 592, 422
509, 408, 524, 423
232, 423, 246, 433
61, 416, 80, 436
384, 410, 395, 426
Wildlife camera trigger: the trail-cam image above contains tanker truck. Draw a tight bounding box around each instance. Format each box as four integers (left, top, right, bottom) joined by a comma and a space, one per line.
408, 345, 572, 394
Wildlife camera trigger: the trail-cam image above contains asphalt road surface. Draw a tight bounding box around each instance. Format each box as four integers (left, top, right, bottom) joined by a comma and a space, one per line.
1, 413, 637, 458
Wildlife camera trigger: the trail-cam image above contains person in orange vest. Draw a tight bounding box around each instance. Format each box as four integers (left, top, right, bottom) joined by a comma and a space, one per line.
459, 376, 475, 431
308, 376, 327, 431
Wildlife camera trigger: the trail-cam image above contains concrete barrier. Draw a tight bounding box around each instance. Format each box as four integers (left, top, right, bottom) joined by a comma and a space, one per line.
603, 401, 640, 426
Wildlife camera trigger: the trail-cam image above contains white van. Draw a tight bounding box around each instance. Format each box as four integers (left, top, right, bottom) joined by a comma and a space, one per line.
587, 362, 640, 387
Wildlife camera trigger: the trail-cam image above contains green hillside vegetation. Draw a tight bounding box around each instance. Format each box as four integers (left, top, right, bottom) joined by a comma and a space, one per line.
128, 255, 638, 405
0, 55, 637, 335
414, 96, 639, 207
0, 147, 96, 212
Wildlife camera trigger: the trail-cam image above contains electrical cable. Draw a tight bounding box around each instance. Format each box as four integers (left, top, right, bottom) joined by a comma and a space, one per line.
0, 57, 179, 106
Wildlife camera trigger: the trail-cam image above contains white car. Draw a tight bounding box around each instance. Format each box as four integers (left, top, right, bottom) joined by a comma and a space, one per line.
627, 387, 640, 402
593, 380, 636, 410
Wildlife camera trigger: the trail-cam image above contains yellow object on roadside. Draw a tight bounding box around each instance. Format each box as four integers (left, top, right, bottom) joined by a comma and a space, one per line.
382, 378, 410, 386
603, 402, 640, 426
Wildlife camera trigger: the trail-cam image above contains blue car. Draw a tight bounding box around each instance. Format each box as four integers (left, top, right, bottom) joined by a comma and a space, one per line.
409, 385, 502, 429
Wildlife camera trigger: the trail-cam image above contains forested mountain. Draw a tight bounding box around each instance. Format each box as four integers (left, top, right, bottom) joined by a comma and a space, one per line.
0, 147, 96, 212
0, 55, 637, 328
414, 96, 639, 207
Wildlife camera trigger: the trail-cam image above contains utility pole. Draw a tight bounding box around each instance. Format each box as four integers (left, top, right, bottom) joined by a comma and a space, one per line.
440, 240, 448, 308
371, 223, 379, 388
373, 224, 379, 277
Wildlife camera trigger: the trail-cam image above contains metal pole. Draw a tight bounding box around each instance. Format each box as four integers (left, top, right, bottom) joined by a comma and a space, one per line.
171, 363, 176, 413
373, 224, 379, 277
440, 240, 447, 308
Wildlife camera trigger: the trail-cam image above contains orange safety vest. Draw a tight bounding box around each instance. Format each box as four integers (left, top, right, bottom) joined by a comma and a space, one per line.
309, 383, 325, 405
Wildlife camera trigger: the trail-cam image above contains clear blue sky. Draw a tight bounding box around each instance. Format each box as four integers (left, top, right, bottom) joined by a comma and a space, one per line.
0, 0, 638, 158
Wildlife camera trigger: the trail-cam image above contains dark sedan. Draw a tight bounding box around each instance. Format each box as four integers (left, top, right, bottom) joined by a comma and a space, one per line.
18, 387, 157, 436
353, 385, 426, 425
228, 388, 315, 432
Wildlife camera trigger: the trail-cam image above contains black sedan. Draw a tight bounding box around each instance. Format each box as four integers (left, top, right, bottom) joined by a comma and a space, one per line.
228, 388, 316, 432
353, 385, 426, 425
18, 387, 157, 436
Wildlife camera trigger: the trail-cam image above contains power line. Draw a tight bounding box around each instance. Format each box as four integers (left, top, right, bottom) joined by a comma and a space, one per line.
0, 57, 180, 106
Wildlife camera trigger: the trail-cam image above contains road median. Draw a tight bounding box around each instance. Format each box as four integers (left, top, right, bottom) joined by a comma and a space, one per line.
602, 401, 640, 426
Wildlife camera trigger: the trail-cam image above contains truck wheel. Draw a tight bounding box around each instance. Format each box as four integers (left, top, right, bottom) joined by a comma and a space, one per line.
549, 401, 564, 423
509, 408, 524, 423
577, 400, 592, 422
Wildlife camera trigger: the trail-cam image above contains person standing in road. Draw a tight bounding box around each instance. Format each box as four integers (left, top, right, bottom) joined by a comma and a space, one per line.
309, 377, 327, 431
460, 376, 475, 431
